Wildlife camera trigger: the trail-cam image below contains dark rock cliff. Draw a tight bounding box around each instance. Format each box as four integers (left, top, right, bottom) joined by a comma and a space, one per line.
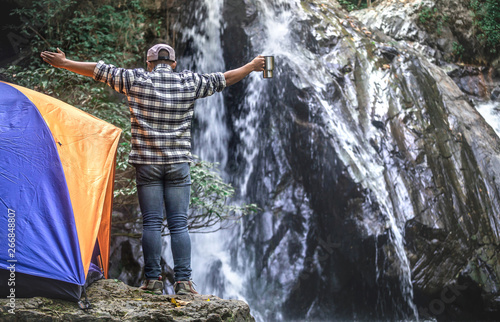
209, 0, 500, 320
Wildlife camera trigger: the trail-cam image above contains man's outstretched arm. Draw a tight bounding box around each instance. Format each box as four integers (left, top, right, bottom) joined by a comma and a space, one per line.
224, 55, 265, 86
41, 48, 96, 77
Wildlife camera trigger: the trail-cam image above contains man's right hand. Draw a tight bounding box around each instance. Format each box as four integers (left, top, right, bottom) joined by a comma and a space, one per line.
40, 48, 67, 68
251, 55, 265, 72
224, 55, 268, 86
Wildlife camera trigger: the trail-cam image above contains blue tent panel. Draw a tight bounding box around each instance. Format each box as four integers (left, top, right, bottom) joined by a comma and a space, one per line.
0, 82, 85, 286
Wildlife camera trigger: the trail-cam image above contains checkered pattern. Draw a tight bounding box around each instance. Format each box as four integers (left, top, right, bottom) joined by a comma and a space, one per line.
93, 61, 226, 164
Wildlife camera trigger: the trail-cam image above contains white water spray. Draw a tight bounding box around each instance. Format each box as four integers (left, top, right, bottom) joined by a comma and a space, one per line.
174, 0, 255, 304
176, 0, 421, 320
179, 0, 228, 165
475, 100, 500, 137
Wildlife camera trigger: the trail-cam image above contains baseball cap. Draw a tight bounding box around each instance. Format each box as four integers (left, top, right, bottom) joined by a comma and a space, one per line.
147, 44, 175, 62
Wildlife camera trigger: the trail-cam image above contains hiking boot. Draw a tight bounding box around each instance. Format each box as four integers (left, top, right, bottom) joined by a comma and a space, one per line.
174, 280, 199, 295
140, 276, 163, 295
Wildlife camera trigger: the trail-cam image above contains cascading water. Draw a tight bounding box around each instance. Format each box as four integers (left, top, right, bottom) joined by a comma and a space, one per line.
160, 0, 240, 298
230, 1, 419, 319
234, 0, 301, 197
167, 0, 262, 305
179, 0, 228, 166
165, 0, 500, 320
476, 101, 500, 138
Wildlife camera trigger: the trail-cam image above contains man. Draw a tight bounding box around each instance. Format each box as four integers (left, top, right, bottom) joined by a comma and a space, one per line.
41, 44, 265, 295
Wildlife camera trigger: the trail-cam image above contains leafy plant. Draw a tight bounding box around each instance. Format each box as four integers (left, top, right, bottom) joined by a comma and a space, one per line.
186, 158, 259, 233
470, 0, 500, 54
10, 0, 147, 67
338, 0, 367, 12
452, 41, 465, 60
418, 6, 448, 36
113, 157, 260, 238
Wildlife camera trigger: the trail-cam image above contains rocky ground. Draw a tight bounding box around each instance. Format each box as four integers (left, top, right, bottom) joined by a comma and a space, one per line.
0, 279, 255, 321
352, 0, 500, 101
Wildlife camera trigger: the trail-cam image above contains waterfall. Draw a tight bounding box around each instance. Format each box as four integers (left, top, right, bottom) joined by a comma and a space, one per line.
237, 1, 419, 320
170, 0, 254, 305
235, 0, 302, 194
178, 0, 228, 165
172, 0, 429, 320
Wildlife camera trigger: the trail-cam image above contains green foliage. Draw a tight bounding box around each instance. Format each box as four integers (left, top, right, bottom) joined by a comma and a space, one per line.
418, 6, 448, 36
418, 6, 436, 24
186, 158, 259, 233
338, 0, 367, 12
113, 157, 260, 237
9, 0, 150, 75
10, 0, 76, 63
10, 0, 147, 67
470, 0, 500, 54
452, 41, 465, 60
5, 0, 258, 232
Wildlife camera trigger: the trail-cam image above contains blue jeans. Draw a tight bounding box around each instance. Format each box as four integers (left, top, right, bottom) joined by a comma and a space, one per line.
134, 163, 192, 281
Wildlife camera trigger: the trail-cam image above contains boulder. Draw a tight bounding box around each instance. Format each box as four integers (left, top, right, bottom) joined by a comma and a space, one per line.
0, 279, 255, 322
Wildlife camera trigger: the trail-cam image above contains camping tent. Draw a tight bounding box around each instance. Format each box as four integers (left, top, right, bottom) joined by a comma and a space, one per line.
0, 81, 121, 301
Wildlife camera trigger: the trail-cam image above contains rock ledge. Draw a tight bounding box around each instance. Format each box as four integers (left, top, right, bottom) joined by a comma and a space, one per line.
0, 279, 255, 321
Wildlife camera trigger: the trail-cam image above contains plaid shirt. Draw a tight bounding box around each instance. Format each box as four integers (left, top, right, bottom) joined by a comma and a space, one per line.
93, 61, 226, 164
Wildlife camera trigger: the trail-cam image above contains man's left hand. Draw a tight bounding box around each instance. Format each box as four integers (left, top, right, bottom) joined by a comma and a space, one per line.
40, 48, 68, 68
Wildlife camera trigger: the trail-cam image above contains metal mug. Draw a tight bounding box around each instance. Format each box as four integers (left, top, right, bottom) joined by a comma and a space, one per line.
263, 56, 274, 78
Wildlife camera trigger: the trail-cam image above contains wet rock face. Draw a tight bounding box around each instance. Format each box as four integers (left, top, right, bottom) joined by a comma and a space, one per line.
358, 11, 500, 322
211, 0, 500, 320
446, 65, 498, 99
383, 17, 500, 320
0, 279, 255, 321
352, 0, 490, 63
353, 0, 500, 101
